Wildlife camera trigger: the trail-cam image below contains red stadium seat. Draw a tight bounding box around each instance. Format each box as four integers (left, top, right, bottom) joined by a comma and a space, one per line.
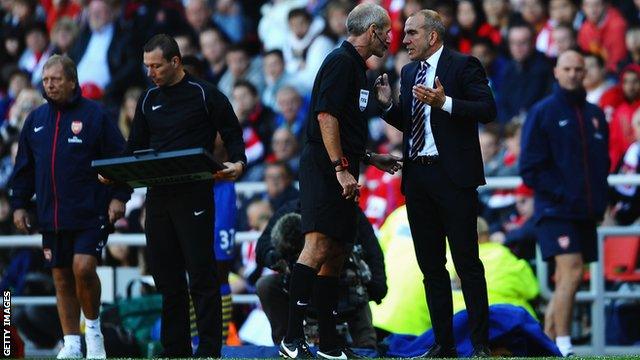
604, 236, 640, 282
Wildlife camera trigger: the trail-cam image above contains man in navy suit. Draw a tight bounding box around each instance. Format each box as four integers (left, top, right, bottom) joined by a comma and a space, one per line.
375, 9, 496, 358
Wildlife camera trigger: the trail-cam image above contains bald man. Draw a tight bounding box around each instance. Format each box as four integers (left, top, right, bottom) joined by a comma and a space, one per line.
520, 50, 609, 357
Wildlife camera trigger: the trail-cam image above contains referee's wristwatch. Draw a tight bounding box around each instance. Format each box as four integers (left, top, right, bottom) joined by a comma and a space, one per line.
332, 156, 349, 172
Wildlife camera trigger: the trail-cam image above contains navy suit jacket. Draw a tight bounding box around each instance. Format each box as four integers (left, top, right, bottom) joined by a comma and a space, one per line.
384, 47, 497, 189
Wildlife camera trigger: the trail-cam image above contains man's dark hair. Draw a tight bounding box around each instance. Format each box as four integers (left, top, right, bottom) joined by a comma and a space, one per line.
143, 34, 181, 61
584, 52, 605, 69
288, 7, 312, 22
507, 21, 534, 37
472, 37, 497, 53
233, 79, 258, 97
271, 212, 304, 260
263, 49, 284, 61
266, 160, 294, 180
182, 55, 206, 77
227, 43, 250, 55
201, 25, 232, 45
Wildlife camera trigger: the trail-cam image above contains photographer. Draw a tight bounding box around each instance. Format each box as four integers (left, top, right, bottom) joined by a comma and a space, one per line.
255, 199, 387, 349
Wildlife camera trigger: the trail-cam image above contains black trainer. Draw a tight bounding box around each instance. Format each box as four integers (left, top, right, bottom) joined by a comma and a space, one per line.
316, 347, 365, 359
279, 339, 314, 359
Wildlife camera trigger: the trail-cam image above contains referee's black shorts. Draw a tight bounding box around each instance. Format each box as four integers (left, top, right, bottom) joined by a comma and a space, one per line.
299, 142, 359, 244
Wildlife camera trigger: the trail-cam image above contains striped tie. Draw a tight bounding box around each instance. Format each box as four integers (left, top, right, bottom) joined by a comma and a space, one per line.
410, 61, 429, 160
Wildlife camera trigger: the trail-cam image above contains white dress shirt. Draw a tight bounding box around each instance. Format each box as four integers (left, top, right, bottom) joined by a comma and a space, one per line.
411, 45, 452, 157
77, 23, 114, 90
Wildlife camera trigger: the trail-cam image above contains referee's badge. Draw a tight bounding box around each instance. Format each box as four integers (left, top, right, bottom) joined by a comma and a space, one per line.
359, 89, 369, 111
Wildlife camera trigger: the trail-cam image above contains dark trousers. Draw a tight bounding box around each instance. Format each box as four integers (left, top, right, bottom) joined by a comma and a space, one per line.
145, 189, 221, 357
256, 274, 377, 348
404, 161, 489, 348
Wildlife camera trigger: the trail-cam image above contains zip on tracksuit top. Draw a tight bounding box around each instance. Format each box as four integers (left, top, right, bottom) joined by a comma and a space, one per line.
520, 85, 610, 222
8, 87, 132, 231
125, 72, 246, 193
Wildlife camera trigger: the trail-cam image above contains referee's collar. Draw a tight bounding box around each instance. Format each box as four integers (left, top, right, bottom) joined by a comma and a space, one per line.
341, 41, 367, 70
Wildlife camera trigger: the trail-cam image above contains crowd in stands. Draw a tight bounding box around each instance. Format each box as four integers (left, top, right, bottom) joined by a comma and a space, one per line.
3, 0, 640, 349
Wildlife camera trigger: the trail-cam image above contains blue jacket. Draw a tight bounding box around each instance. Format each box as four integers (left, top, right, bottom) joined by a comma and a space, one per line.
520, 85, 609, 222
8, 88, 131, 231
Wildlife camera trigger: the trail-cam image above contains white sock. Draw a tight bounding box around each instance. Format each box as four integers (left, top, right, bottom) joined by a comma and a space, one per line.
556, 335, 573, 356
85, 317, 102, 334
63, 335, 81, 349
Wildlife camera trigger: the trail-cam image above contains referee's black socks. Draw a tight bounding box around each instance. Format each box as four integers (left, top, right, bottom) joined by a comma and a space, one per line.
285, 263, 317, 342
314, 275, 341, 352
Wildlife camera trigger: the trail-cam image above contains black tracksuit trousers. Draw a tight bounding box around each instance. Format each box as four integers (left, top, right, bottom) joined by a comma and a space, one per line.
145, 184, 221, 357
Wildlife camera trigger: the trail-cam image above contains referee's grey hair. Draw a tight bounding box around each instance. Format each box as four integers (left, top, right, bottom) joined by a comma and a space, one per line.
346, 3, 389, 36
416, 9, 446, 43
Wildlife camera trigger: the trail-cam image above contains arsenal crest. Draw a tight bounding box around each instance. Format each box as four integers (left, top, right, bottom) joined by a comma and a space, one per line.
43, 248, 52, 261
592, 117, 599, 130
558, 235, 570, 249
71, 121, 83, 135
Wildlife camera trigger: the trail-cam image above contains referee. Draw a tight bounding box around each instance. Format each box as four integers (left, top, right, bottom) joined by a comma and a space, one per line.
278, 4, 400, 359
126, 34, 246, 357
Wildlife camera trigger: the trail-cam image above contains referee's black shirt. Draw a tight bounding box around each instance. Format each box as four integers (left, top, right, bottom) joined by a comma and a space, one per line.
126, 72, 246, 192
305, 41, 370, 157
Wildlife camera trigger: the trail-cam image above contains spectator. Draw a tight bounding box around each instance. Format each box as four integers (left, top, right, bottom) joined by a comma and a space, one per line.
471, 38, 508, 93
617, 26, 640, 72
497, 23, 554, 123
610, 107, 640, 224
246, 199, 272, 233
257, 0, 309, 51
199, 26, 230, 86
497, 121, 522, 176
322, 0, 351, 44
217, 44, 264, 98
274, 85, 306, 142
231, 80, 274, 178
0, 69, 29, 122
451, 0, 483, 54
479, 0, 510, 47
609, 64, 640, 171
262, 49, 293, 110
212, 0, 248, 43
173, 32, 198, 58
50, 18, 79, 55
184, 0, 213, 34
489, 184, 538, 259
117, 87, 142, 139
283, 8, 334, 92
264, 161, 298, 211
521, 0, 547, 36
18, 22, 54, 86
3, 88, 44, 140
41, 0, 81, 31
536, 0, 578, 58
578, 0, 627, 72
584, 53, 614, 105
268, 127, 300, 177
479, 123, 503, 177
551, 23, 577, 56
231, 199, 272, 294
70, 0, 140, 107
